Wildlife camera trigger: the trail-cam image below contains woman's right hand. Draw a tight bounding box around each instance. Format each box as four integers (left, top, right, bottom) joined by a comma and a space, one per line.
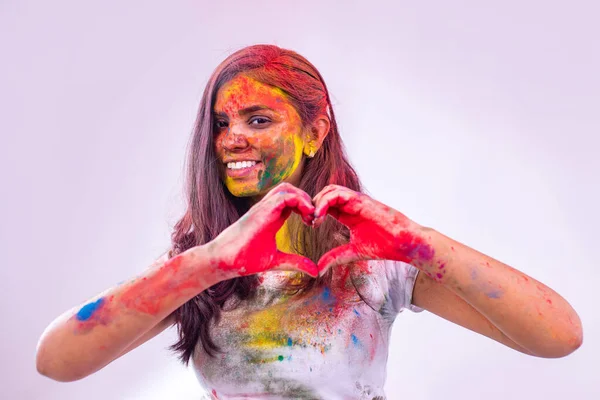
206, 182, 318, 279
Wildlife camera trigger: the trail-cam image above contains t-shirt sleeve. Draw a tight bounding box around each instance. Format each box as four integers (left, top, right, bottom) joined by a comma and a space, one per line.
382, 259, 424, 314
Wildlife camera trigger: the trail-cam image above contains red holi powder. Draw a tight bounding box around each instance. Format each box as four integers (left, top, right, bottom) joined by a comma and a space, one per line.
212, 389, 219, 399
211, 209, 318, 276
339, 265, 352, 283
96, 254, 208, 320
536, 284, 545, 292
342, 221, 434, 265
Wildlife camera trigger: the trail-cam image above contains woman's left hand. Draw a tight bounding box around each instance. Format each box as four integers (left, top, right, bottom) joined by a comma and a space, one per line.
312, 185, 434, 275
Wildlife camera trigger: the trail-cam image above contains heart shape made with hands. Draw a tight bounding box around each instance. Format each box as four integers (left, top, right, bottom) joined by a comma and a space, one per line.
274, 184, 430, 277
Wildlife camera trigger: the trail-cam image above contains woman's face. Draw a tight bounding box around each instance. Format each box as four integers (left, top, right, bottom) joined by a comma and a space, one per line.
213, 74, 308, 198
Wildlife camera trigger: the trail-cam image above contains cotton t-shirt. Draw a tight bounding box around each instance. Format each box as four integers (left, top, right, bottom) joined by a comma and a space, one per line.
193, 260, 422, 400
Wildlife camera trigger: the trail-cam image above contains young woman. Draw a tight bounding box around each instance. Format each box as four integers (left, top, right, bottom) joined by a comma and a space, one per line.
36, 44, 583, 399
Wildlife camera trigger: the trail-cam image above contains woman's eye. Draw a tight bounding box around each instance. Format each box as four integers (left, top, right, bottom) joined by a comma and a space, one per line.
249, 117, 271, 126
215, 120, 228, 129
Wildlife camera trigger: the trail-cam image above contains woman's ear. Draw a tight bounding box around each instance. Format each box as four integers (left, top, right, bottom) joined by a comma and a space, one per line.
304, 115, 330, 158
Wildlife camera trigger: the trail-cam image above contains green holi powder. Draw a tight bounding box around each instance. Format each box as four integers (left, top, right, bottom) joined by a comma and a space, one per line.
261, 378, 321, 398
257, 157, 278, 191
278, 355, 284, 361
257, 147, 297, 191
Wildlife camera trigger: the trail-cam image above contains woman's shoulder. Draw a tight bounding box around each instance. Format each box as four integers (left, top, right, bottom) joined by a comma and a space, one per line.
343, 259, 421, 315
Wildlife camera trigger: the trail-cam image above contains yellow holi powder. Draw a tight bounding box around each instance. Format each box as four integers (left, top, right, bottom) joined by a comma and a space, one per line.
290, 134, 304, 176
244, 303, 323, 351
220, 75, 289, 109
276, 222, 292, 253
244, 306, 287, 349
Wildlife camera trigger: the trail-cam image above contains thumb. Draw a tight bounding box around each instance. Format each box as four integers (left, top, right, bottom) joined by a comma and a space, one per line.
317, 244, 363, 277
272, 251, 319, 277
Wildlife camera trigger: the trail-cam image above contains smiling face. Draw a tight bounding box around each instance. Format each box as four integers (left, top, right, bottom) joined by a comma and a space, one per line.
213, 74, 308, 198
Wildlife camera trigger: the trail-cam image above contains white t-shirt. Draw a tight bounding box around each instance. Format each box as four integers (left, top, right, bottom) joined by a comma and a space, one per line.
193, 260, 422, 399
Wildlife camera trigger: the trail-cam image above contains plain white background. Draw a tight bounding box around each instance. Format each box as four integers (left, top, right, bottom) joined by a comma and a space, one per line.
1, 1, 598, 399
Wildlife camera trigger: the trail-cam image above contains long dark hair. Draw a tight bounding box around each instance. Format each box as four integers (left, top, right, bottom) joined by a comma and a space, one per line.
168, 44, 362, 364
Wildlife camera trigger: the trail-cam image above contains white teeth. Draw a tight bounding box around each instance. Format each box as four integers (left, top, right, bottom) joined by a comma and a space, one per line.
227, 161, 257, 170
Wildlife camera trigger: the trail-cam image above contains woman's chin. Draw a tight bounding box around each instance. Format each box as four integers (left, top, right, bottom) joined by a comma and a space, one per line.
226, 185, 262, 199
225, 177, 292, 199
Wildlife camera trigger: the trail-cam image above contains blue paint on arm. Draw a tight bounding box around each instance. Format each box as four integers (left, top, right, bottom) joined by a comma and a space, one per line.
76, 298, 105, 321
287, 337, 293, 346
486, 289, 503, 299
351, 334, 362, 347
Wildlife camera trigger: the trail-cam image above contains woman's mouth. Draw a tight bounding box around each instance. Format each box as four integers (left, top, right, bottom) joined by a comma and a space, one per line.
225, 160, 261, 178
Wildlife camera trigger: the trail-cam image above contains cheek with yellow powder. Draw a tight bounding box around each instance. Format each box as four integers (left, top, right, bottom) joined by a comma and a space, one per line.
257, 134, 304, 191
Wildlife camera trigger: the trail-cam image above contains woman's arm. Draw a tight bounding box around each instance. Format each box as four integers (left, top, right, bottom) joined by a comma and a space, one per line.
312, 185, 583, 358
412, 270, 535, 355
36, 183, 318, 382
36, 247, 219, 382
411, 227, 582, 358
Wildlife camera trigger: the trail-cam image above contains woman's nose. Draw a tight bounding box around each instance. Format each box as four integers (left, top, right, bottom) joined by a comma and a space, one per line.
221, 126, 249, 151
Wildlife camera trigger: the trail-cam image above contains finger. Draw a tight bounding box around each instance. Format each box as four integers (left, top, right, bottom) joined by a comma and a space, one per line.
272, 251, 318, 277
263, 182, 294, 200
312, 184, 340, 206
272, 193, 315, 227
316, 244, 364, 277
285, 184, 314, 207
265, 182, 313, 206
263, 184, 315, 219
258, 192, 314, 232
283, 192, 315, 220
313, 190, 356, 228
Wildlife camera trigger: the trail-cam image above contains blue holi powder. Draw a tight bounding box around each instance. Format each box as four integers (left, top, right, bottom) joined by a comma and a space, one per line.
76, 298, 105, 321
353, 308, 360, 316
322, 287, 330, 301
287, 337, 293, 346
487, 290, 503, 299
351, 334, 362, 347
470, 269, 479, 280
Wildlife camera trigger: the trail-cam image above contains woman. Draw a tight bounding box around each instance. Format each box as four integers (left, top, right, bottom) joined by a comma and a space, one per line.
36, 45, 583, 399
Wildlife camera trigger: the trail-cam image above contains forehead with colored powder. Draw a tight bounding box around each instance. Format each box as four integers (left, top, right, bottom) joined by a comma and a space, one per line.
214, 74, 300, 123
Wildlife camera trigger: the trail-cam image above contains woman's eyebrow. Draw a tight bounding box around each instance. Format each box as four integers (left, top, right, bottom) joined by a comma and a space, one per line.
239, 105, 275, 115
214, 105, 276, 118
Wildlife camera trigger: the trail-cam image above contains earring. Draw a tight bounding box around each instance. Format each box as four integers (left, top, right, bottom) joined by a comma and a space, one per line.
308, 150, 315, 158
